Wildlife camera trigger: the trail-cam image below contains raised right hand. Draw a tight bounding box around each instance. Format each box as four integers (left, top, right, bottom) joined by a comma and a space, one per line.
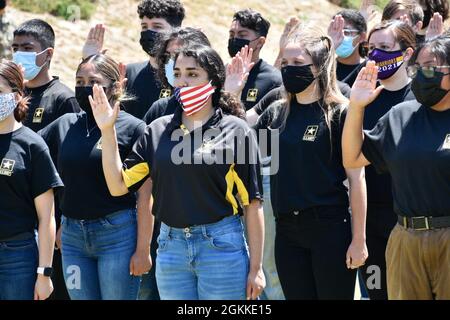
350, 60, 384, 109
82, 24, 106, 59
89, 84, 120, 131
328, 14, 345, 49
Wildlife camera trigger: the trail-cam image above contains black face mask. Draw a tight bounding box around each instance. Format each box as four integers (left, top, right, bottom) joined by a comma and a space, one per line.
416, 34, 426, 45
75, 86, 109, 116
140, 30, 159, 56
411, 69, 450, 108
228, 38, 251, 58
281, 65, 316, 94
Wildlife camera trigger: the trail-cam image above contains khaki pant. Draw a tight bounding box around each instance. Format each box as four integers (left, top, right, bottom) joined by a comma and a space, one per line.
386, 224, 450, 300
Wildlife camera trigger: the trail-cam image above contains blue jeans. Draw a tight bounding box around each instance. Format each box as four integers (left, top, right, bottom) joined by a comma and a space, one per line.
260, 172, 285, 300
61, 209, 141, 300
0, 237, 38, 300
156, 215, 249, 300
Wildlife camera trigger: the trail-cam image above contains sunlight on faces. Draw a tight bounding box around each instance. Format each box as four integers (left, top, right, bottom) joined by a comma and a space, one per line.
76, 63, 114, 99
416, 47, 450, 91
12, 35, 52, 67
229, 20, 264, 52
280, 43, 315, 71
368, 28, 401, 52
173, 54, 210, 88
141, 17, 172, 33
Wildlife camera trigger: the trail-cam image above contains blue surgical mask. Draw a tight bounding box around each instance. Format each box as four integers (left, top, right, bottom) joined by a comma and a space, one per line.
12, 49, 48, 80
336, 36, 357, 59
165, 58, 175, 87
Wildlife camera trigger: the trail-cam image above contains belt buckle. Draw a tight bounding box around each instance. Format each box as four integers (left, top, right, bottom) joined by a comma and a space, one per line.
411, 216, 430, 231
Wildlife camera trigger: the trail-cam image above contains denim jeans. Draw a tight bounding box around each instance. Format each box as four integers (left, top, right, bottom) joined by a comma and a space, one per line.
61, 209, 141, 300
0, 237, 38, 300
156, 215, 249, 300
260, 172, 285, 300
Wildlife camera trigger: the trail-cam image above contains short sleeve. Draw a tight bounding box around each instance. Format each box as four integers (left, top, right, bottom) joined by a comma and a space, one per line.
31, 149, 64, 199
233, 127, 263, 206
362, 112, 390, 174
253, 88, 281, 116
122, 126, 152, 193
58, 97, 81, 115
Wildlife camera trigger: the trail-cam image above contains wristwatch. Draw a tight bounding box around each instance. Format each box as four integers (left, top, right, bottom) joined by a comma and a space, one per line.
37, 267, 53, 277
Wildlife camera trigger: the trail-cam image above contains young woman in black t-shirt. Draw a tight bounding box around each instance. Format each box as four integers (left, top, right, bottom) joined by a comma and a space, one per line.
357, 20, 417, 300
0, 60, 63, 300
254, 23, 368, 300
343, 35, 450, 300
91, 45, 265, 300
39, 54, 151, 300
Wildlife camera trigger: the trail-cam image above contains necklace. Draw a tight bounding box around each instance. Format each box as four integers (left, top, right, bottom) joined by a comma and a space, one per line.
85, 116, 98, 138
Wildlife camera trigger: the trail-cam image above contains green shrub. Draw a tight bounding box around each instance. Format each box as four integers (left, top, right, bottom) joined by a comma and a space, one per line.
11, 0, 97, 20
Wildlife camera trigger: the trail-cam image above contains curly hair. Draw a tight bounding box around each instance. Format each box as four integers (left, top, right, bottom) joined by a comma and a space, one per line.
232, 9, 270, 37
137, 0, 185, 27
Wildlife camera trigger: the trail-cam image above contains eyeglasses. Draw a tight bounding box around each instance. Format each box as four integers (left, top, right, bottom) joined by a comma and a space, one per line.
407, 65, 450, 79
343, 29, 360, 37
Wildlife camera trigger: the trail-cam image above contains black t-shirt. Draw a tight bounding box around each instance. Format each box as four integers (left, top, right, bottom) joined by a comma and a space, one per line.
363, 83, 416, 206
241, 59, 282, 111
122, 107, 263, 228
362, 100, 450, 218
253, 82, 351, 116
124, 61, 173, 120
337, 60, 367, 87
24, 77, 81, 132
143, 96, 178, 125
39, 111, 146, 220
254, 99, 349, 215
0, 126, 63, 239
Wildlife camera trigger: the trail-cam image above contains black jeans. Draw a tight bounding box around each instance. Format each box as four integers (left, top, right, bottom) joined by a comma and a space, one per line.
275, 206, 356, 300
359, 204, 396, 300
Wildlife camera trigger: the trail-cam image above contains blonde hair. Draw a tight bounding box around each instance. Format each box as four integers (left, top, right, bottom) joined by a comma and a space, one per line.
269, 23, 348, 133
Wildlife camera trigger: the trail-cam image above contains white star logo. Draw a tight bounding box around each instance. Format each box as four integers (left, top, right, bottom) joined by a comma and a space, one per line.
307, 127, 316, 135
3, 161, 12, 170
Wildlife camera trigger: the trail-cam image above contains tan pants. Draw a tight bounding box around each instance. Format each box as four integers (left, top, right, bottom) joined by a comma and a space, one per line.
386, 224, 450, 300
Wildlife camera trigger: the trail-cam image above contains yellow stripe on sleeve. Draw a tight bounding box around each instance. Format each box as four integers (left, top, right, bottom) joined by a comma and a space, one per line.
225, 164, 239, 215
233, 168, 250, 206
122, 163, 150, 189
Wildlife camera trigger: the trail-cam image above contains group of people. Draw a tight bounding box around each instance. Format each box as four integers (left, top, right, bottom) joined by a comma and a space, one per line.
0, 0, 449, 301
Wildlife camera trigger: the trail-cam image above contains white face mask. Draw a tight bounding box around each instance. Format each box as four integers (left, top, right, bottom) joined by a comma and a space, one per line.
12, 49, 48, 80
0, 93, 17, 122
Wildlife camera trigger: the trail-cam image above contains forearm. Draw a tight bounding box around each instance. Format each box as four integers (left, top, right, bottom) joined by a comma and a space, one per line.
101, 127, 129, 196
342, 103, 367, 168
136, 180, 154, 254
244, 200, 264, 272
348, 170, 367, 242
35, 192, 56, 268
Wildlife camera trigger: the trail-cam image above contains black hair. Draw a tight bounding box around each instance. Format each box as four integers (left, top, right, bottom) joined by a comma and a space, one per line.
13, 19, 55, 50
156, 27, 211, 87
409, 34, 450, 67
419, 0, 449, 28
335, 9, 367, 33
232, 9, 270, 37
0, 0, 6, 10
137, 0, 185, 27
174, 45, 245, 119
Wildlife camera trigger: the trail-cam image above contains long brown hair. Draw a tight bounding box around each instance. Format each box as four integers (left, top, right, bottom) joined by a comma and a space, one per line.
0, 60, 29, 122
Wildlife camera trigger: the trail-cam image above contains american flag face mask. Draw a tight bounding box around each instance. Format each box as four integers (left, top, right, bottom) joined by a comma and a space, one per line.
174, 81, 216, 116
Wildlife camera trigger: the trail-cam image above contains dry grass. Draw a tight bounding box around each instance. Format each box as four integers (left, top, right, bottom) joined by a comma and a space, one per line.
9, 0, 344, 89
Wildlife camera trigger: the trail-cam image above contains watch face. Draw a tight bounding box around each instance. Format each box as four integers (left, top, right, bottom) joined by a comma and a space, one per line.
43, 267, 53, 277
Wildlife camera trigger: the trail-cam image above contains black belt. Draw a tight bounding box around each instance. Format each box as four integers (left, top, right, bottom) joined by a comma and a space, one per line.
397, 215, 450, 231
0, 231, 34, 242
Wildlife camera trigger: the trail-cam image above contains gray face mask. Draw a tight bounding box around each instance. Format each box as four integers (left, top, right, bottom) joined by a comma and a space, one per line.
0, 93, 16, 122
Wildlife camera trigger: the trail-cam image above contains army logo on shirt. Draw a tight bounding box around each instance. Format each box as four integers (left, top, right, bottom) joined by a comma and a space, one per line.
443, 134, 450, 150
0, 159, 15, 176
303, 125, 319, 142
159, 89, 172, 99
246, 89, 258, 102
33, 108, 45, 123
96, 138, 102, 150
